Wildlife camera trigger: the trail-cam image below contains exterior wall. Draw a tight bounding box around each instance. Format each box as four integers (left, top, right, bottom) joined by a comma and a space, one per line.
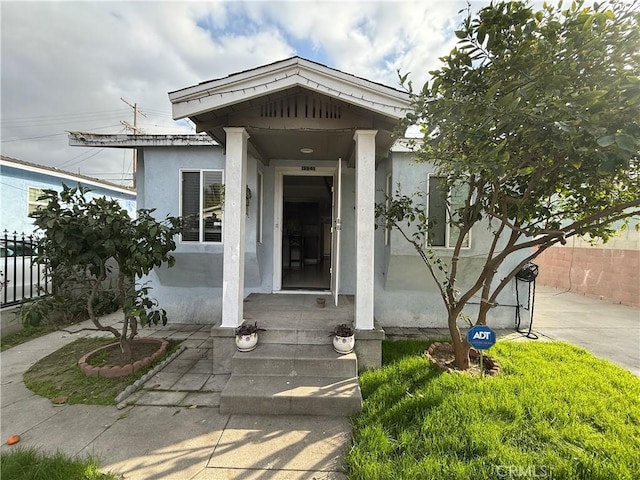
0, 163, 136, 235
373, 151, 531, 329
139, 146, 531, 329
138, 146, 251, 324
535, 225, 640, 307
139, 150, 358, 324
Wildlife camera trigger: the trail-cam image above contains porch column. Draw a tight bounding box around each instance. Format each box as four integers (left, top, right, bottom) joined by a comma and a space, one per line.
221, 127, 249, 328
353, 129, 377, 330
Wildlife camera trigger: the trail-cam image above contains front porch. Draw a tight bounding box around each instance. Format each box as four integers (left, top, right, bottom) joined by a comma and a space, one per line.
212, 293, 384, 416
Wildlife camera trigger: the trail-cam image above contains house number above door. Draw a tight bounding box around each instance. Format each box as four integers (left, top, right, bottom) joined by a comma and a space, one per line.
301, 166, 316, 171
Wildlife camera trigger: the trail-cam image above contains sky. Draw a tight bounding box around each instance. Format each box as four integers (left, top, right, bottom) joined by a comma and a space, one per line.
1, 0, 484, 186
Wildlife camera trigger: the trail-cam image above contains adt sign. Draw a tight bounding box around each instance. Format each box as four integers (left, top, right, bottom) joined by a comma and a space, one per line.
467, 325, 496, 350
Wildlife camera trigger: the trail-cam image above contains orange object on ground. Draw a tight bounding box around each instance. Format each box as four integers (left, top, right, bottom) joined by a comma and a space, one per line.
7, 435, 21, 445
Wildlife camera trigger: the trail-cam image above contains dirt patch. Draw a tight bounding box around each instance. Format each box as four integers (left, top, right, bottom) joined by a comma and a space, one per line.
79, 338, 168, 378
426, 341, 501, 376
87, 341, 160, 367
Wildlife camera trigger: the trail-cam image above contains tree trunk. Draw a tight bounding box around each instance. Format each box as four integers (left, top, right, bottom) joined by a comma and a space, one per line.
119, 333, 132, 362
448, 310, 471, 370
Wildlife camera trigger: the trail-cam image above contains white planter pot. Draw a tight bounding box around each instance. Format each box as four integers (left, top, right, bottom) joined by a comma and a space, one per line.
333, 334, 355, 354
235, 332, 258, 352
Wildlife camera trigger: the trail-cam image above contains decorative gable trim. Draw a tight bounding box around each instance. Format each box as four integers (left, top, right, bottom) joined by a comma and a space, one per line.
170, 57, 410, 121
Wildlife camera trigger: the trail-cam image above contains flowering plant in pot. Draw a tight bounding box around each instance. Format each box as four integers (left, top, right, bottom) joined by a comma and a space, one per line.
235, 321, 264, 352
330, 323, 355, 354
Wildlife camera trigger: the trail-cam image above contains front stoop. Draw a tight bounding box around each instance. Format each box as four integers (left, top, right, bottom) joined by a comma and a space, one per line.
220, 343, 362, 416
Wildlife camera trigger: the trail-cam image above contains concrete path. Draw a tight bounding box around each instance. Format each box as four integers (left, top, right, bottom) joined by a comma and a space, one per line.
533, 285, 640, 376
0, 314, 350, 479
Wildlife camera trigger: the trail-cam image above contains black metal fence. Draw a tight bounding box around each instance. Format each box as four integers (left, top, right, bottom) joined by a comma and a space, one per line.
1, 231, 50, 307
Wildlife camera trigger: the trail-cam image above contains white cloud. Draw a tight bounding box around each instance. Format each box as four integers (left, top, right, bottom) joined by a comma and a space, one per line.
1, 0, 476, 185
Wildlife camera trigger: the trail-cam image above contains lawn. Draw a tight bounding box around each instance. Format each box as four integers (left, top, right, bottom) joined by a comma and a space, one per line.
1, 324, 60, 351
348, 340, 640, 480
23, 337, 179, 405
0, 447, 120, 480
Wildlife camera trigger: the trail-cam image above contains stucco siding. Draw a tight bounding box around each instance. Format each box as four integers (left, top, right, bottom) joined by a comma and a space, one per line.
372, 152, 530, 329
138, 146, 264, 323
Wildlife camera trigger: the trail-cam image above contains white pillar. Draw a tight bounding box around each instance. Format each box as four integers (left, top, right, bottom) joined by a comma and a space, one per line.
221, 127, 249, 328
353, 129, 377, 330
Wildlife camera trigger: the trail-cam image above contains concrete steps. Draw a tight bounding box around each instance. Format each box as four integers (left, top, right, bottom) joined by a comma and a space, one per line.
220, 336, 362, 416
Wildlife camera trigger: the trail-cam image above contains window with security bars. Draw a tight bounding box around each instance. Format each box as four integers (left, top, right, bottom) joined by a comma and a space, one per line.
427, 176, 470, 248
181, 170, 224, 243
27, 187, 47, 215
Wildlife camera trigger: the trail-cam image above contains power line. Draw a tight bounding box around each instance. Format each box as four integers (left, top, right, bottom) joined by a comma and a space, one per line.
59, 149, 106, 169
1, 124, 122, 143
1, 132, 68, 143
0, 109, 129, 123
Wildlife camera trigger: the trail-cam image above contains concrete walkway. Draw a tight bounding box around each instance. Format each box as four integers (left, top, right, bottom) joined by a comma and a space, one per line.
1, 287, 638, 478
533, 285, 640, 376
0, 314, 350, 479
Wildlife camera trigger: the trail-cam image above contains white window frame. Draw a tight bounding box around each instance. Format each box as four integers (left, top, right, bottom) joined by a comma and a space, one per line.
426, 174, 471, 249
27, 186, 47, 215
179, 169, 224, 244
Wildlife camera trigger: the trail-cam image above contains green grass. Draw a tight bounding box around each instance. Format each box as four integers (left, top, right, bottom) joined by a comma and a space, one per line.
23, 337, 179, 405
1, 324, 59, 351
348, 340, 640, 480
0, 447, 120, 480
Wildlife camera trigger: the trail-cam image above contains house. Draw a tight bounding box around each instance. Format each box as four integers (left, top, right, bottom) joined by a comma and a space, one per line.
0, 155, 136, 235
69, 57, 532, 375
0, 156, 137, 307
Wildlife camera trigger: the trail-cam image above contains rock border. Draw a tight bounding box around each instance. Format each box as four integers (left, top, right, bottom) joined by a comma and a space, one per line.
78, 338, 169, 378
425, 341, 501, 376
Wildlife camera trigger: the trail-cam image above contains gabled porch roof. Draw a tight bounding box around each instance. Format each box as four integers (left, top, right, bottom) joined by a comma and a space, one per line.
169, 57, 411, 164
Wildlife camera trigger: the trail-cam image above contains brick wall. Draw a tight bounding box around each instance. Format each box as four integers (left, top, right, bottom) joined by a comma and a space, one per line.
535, 246, 640, 307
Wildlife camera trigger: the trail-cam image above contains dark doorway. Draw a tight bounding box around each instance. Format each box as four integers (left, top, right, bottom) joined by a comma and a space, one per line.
282, 175, 332, 290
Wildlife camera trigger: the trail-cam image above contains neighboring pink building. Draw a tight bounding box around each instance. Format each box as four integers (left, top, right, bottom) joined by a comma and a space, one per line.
535, 224, 640, 307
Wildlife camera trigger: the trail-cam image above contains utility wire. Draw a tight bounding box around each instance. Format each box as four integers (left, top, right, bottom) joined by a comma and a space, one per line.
1, 132, 69, 143
58, 149, 106, 169
1, 124, 122, 143
1, 109, 129, 123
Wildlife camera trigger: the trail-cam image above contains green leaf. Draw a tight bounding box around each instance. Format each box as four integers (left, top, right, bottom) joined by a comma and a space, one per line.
486, 80, 502, 100
615, 134, 636, 153
455, 30, 467, 39
597, 135, 615, 147
477, 24, 487, 44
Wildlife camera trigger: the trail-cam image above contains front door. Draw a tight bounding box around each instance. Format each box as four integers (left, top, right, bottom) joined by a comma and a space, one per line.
273, 165, 341, 295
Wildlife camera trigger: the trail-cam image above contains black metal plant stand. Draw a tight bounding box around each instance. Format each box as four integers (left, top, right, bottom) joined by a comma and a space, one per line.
515, 262, 539, 339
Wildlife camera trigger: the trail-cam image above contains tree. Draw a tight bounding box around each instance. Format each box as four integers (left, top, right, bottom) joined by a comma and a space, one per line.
31, 185, 182, 360
378, 0, 640, 369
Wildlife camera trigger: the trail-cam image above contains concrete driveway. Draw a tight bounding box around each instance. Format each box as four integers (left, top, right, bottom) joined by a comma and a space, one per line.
533, 285, 640, 376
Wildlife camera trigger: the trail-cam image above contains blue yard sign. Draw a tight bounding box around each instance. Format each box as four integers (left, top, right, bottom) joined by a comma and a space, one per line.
467, 325, 496, 350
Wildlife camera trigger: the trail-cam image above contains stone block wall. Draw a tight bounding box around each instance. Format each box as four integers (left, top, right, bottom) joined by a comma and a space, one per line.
535, 246, 639, 307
